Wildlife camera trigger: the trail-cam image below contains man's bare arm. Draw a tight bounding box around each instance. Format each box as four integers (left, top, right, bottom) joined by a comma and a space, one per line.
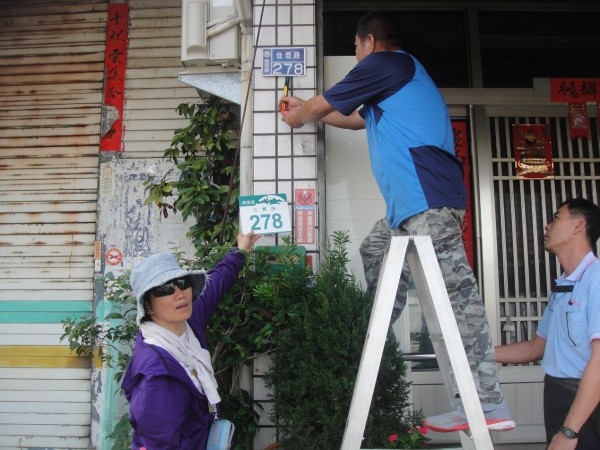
321, 109, 365, 130
281, 95, 365, 130
495, 335, 546, 364
547, 340, 600, 449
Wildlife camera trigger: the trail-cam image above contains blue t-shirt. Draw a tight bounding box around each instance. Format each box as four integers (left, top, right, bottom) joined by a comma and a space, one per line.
323, 50, 466, 227
537, 252, 600, 378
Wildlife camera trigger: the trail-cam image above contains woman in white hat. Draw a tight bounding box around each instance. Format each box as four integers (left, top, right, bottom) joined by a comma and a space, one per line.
121, 231, 259, 449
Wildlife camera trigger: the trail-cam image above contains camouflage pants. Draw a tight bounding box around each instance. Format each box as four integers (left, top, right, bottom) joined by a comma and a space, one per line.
359, 208, 502, 405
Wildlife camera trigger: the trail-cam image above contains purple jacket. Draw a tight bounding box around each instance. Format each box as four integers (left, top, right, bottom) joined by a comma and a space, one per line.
121, 250, 245, 450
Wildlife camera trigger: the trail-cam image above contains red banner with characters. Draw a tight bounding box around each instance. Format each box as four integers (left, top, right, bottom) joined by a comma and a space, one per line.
100, 4, 129, 151
452, 121, 474, 269
550, 78, 600, 103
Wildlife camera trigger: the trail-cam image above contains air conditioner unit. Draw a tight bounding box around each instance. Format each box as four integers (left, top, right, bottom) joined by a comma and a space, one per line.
181, 0, 240, 67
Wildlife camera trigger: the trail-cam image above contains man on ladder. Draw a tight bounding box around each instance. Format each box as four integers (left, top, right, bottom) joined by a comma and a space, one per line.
280, 9, 515, 434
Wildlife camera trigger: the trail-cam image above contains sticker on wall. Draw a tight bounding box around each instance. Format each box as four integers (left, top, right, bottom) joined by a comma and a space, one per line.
100, 166, 114, 195
105, 247, 124, 266
238, 194, 291, 235
294, 188, 315, 244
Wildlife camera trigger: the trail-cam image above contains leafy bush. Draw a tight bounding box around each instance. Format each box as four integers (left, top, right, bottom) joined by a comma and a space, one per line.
143, 97, 240, 245
264, 231, 427, 449
196, 240, 313, 449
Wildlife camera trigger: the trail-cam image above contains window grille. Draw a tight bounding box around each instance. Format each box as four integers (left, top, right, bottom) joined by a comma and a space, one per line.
491, 116, 600, 347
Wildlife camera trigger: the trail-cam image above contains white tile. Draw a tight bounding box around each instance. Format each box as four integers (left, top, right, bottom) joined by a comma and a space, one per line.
254, 181, 276, 194
276, 5, 291, 25
253, 376, 272, 400
292, 134, 316, 155
253, 90, 277, 111
256, 402, 275, 427
254, 5, 276, 25
254, 70, 276, 89
277, 134, 292, 156
254, 135, 276, 157
252, 353, 273, 374
304, 45, 316, 66
292, 25, 315, 45
292, 4, 314, 24
278, 157, 292, 178
279, 181, 292, 198
254, 112, 276, 134
254, 158, 276, 180
276, 26, 291, 45
293, 156, 316, 178
255, 26, 276, 46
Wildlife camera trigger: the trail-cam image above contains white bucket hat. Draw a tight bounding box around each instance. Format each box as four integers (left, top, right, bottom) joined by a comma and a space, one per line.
130, 252, 207, 325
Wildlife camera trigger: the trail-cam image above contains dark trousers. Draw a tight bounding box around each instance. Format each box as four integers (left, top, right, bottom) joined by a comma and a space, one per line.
544, 375, 600, 449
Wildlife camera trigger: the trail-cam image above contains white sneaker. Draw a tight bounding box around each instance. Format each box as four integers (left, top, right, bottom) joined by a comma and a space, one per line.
424, 400, 516, 433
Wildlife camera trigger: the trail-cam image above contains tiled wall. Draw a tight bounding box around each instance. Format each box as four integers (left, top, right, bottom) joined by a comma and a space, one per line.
251, 1, 318, 447
252, 0, 319, 258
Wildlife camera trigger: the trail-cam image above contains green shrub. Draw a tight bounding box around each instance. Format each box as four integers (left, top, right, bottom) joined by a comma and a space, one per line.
264, 231, 427, 449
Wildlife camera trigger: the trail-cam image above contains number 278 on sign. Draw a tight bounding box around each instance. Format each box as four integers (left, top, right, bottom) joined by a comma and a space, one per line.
239, 194, 292, 234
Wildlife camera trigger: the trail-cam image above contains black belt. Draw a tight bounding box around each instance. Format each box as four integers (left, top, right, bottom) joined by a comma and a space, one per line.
545, 374, 580, 393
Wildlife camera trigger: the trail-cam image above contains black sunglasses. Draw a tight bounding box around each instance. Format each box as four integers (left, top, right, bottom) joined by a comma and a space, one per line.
150, 276, 192, 297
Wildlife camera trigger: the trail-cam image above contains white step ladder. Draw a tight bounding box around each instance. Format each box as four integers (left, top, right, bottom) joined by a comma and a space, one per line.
341, 236, 494, 450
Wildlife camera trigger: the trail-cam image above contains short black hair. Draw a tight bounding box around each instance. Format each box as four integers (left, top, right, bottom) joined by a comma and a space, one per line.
356, 10, 405, 49
561, 197, 600, 247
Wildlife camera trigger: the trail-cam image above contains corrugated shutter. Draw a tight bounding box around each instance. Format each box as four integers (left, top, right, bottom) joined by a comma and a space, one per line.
0, 1, 107, 448
124, 0, 201, 154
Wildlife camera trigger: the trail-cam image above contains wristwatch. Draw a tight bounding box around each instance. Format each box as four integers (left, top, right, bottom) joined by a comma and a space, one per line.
560, 426, 579, 439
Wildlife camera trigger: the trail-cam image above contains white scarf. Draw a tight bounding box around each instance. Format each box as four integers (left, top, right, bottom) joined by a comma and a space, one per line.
140, 321, 221, 406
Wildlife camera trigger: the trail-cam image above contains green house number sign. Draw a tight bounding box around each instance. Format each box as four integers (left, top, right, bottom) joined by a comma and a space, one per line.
238, 194, 292, 234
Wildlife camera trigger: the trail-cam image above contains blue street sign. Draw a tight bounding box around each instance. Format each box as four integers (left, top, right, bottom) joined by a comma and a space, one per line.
262, 47, 306, 76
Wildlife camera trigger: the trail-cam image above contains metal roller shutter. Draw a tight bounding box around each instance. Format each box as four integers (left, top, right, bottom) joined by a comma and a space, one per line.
0, 1, 107, 447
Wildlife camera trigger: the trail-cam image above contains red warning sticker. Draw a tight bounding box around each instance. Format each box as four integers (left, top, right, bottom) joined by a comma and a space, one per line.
105, 247, 123, 266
